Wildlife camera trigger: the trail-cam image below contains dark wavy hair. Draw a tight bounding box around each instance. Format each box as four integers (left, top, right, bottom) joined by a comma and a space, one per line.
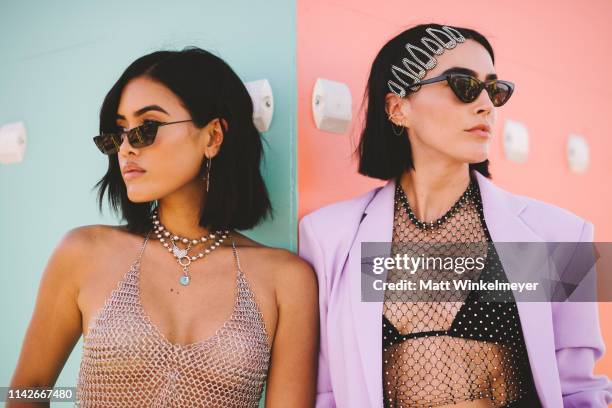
94, 47, 272, 235
357, 23, 495, 180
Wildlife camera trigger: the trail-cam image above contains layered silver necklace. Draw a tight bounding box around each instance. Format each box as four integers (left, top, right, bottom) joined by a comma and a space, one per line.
150, 209, 229, 286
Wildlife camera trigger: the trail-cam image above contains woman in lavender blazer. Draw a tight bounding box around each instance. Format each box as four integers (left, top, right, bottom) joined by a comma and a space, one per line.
299, 24, 611, 408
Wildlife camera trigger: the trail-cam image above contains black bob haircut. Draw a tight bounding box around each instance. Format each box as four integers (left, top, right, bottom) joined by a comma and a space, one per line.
94, 47, 272, 235
357, 23, 495, 180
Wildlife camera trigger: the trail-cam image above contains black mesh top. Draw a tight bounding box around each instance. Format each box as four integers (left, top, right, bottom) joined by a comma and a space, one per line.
382, 173, 542, 408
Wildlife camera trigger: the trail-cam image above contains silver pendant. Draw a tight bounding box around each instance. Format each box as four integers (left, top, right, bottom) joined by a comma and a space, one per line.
172, 244, 188, 259
178, 258, 191, 286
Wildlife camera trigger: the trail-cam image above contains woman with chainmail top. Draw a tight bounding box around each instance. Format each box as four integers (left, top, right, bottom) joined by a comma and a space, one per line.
9, 47, 318, 407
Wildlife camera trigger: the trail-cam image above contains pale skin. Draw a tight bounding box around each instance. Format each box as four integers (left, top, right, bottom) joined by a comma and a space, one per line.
8, 76, 318, 407
387, 39, 498, 225
385, 40, 504, 408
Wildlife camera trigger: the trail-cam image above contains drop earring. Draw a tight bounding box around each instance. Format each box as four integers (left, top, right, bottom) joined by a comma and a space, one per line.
204, 156, 212, 193
388, 113, 406, 136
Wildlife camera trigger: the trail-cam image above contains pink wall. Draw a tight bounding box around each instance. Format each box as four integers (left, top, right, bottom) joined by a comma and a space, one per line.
297, 0, 612, 374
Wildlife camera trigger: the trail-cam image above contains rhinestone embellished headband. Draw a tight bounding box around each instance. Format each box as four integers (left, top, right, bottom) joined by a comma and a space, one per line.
388, 26, 467, 97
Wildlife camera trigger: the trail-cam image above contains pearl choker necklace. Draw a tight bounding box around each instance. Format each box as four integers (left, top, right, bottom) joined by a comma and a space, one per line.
150, 210, 229, 286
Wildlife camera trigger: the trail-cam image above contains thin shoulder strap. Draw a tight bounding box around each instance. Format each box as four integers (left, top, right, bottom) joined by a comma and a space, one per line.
133, 230, 152, 266
230, 235, 243, 272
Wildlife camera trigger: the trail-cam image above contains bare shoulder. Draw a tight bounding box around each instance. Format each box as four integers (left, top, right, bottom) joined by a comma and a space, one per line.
232, 232, 314, 274
231, 232, 317, 298
56, 224, 135, 255
53, 224, 143, 283
51, 224, 107, 267
257, 246, 318, 311
40, 225, 106, 295
263, 247, 316, 285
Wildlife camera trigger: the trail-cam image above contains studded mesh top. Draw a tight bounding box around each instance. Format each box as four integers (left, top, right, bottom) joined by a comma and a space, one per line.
75, 231, 271, 408
382, 173, 541, 408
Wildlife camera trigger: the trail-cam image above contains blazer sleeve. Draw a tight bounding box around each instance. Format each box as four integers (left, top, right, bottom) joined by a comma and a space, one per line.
552, 221, 612, 407
298, 215, 336, 408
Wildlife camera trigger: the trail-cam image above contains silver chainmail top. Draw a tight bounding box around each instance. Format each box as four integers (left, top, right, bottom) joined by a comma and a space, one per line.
382, 174, 541, 408
76, 230, 271, 407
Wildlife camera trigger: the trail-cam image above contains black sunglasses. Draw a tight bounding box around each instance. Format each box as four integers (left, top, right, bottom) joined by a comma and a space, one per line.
417, 73, 515, 107
93, 119, 193, 155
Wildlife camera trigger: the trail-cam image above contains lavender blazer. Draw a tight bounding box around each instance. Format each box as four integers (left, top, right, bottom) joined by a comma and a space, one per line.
298, 170, 612, 408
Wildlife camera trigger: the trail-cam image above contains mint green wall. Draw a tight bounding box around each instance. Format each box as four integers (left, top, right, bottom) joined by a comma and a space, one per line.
0, 0, 295, 404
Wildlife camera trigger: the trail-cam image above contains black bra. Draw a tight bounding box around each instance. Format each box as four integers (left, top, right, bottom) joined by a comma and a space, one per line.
383, 250, 523, 349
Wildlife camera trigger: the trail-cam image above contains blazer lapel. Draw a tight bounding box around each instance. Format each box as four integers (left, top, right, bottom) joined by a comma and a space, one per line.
475, 171, 561, 408
347, 180, 395, 408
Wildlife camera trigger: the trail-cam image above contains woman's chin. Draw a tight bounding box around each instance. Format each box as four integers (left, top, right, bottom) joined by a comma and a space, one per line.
469, 153, 489, 164
462, 145, 490, 164
126, 190, 156, 203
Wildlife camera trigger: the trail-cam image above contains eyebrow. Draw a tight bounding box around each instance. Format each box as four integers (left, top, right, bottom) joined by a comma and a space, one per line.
441, 66, 497, 80
116, 105, 169, 120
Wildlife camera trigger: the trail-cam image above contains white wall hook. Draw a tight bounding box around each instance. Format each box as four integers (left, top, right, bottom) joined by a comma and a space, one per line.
245, 79, 274, 132
567, 134, 589, 173
503, 119, 529, 163
0, 121, 27, 164
312, 78, 352, 134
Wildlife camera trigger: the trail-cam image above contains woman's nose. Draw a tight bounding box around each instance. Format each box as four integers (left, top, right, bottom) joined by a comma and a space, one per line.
118, 131, 136, 156
473, 88, 495, 114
